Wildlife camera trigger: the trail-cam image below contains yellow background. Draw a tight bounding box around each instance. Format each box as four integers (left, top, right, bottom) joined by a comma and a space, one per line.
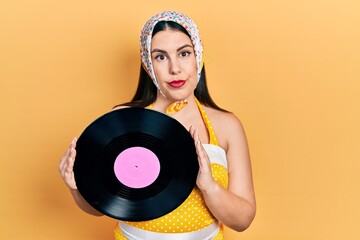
1, 0, 359, 239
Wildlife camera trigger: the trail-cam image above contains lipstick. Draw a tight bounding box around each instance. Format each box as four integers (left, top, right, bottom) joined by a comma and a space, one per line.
169, 80, 186, 88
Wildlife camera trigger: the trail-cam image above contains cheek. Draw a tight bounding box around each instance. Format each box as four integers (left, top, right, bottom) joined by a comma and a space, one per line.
190, 56, 198, 74
183, 58, 197, 75
152, 63, 166, 79
190, 63, 198, 78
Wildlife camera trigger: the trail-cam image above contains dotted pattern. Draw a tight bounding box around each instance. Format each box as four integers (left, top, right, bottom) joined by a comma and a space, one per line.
114, 163, 227, 239
114, 100, 228, 239
195, 98, 219, 146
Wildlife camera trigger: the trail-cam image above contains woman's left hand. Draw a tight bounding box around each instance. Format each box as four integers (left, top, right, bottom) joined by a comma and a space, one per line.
189, 125, 217, 192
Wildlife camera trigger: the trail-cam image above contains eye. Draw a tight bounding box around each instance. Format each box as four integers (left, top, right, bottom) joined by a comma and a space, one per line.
154, 54, 166, 61
180, 51, 191, 57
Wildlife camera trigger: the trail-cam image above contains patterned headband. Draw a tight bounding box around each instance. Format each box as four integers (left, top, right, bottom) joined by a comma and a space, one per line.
140, 11, 204, 90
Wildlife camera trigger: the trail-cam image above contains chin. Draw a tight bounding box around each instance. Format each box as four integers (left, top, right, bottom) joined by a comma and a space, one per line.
160, 89, 190, 100
170, 93, 193, 102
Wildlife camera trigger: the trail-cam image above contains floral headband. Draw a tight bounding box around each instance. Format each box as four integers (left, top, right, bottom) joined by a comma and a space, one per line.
140, 11, 204, 90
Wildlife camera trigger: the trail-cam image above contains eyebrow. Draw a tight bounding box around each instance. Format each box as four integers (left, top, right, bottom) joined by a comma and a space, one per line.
151, 44, 193, 54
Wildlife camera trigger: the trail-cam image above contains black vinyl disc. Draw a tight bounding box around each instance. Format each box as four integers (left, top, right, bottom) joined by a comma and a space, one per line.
74, 107, 199, 221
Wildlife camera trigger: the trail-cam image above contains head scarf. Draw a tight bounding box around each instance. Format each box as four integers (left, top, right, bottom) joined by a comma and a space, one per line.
140, 11, 203, 91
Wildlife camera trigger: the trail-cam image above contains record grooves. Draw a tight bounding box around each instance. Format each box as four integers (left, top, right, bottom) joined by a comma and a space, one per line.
104, 132, 170, 200
74, 107, 198, 221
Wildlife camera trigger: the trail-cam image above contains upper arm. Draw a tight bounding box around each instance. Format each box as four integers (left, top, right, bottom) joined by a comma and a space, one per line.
217, 113, 256, 208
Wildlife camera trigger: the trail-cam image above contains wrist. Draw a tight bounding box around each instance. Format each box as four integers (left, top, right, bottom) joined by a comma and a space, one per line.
200, 180, 221, 196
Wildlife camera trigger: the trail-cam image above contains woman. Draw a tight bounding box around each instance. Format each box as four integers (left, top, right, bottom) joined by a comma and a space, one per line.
59, 10, 256, 240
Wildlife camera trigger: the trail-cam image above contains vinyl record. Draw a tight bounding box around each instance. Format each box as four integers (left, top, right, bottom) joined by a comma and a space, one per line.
74, 107, 199, 221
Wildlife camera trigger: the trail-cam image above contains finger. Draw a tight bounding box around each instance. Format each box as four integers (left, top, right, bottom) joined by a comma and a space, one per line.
189, 126, 210, 169
196, 143, 205, 169
191, 126, 200, 143
63, 156, 75, 184
59, 155, 72, 177
64, 163, 77, 189
65, 155, 74, 175
196, 145, 208, 168
70, 137, 77, 149
59, 157, 69, 174
70, 146, 77, 160
59, 157, 66, 173
193, 134, 206, 166
60, 155, 71, 177
193, 129, 203, 154
193, 131, 212, 170
59, 138, 77, 171
60, 155, 77, 189
189, 125, 195, 138
190, 125, 200, 138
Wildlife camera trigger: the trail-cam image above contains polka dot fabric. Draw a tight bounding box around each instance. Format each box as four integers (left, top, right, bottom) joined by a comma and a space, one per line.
114, 163, 228, 240
114, 101, 228, 239
195, 98, 219, 146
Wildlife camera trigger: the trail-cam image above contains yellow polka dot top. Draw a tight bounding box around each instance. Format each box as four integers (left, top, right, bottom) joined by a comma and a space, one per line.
114, 99, 229, 240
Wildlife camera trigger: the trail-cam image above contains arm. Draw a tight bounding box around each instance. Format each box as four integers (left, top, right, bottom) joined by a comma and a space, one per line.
189, 115, 256, 231
59, 138, 103, 216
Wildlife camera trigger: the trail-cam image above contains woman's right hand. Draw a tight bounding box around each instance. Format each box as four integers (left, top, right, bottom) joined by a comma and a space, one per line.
58, 137, 104, 216
59, 137, 78, 190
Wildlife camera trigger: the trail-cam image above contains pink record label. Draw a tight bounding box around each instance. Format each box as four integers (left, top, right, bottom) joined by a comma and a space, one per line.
114, 147, 160, 188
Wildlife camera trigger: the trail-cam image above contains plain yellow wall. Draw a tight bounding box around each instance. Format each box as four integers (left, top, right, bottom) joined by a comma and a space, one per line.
1, 0, 359, 239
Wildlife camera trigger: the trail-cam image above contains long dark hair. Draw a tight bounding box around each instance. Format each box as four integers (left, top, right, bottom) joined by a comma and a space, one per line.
115, 21, 227, 112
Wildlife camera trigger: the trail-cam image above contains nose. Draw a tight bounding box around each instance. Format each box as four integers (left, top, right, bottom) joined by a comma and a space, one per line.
169, 58, 181, 75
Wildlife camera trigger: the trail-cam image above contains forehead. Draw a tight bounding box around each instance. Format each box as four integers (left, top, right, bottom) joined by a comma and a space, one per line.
151, 29, 193, 50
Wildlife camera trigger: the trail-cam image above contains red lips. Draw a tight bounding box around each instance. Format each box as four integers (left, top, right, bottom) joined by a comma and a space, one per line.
169, 80, 186, 88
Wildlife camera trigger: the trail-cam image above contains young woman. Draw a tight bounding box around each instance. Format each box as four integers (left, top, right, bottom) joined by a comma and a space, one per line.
59, 11, 256, 240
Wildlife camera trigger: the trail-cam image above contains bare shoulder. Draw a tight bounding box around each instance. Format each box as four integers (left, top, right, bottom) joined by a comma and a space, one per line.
203, 106, 246, 150
203, 106, 245, 132
112, 105, 130, 111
